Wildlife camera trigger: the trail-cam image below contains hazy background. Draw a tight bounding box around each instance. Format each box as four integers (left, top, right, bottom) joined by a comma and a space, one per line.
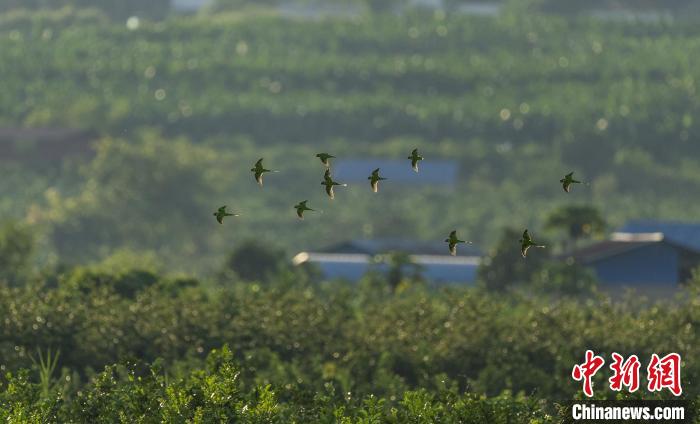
1, 0, 699, 278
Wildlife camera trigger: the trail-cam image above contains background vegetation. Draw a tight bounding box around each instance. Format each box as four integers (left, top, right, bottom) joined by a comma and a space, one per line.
1, 7, 700, 273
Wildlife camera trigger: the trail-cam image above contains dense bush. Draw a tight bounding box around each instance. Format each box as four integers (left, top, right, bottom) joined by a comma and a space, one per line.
1, 271, 698, 405
0, 346, 562, 422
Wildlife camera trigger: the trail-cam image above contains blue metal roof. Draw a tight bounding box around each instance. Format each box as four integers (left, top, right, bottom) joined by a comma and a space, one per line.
332, 159, 458, 186
322, 238, 482, 257
617, 220, 700, 253
293, 252, 479, 284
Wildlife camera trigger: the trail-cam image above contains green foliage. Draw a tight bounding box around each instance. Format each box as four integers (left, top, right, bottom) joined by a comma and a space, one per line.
0, 370, 61, 423
363, 0, 407, 13
1, 272, 699, 404
383, 251, 424, 292
530, 260, 598, 296
0, 10, 700, 270
477, 227, 549, 292
1, 271, 698, 420
0, 221, 35, 285
62, 267, 159, 299
545, 205, 607, 242
220, 240, 288, 283
28, 348, 60, 399
0, 351, 562, 422
40, 131, 230, 270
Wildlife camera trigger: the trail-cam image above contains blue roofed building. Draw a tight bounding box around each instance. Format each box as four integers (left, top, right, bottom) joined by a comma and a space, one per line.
292, 238, 480, 285
617, 220, 700, 252
331, 159, 459, 188
568, 220, 700, 295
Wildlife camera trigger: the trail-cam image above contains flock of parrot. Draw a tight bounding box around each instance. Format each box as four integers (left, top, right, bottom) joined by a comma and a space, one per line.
214, 149, 586, 258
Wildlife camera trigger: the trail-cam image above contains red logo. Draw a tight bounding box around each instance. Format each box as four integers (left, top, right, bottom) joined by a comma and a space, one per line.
572, 350, 606, 397
647, 353, 682, 396
608, 353, 641, 393
572, 351, 682, 396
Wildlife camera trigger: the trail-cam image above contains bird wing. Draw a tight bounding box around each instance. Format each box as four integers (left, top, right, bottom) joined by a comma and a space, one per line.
521, 244, 530, 258
326, 185, 334, 199
255, 158, 264, 168
449, 243, 457, 256
255, 172, 263, 186
449, 230, 457, 239
371, 179, 379, 193
523, 230, 531, 241
216, 215, 223, 224
411, 148, 418, 156
296, 208, 304, 219
563, 182, 571, 193
412, 158, 419, 172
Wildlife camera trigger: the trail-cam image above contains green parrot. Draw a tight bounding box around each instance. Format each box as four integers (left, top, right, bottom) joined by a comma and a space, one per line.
445, 230, 472, 256
368, 168, 387, 193
321, 169, 347, 200
408, 148, 424, 173
294, 200, 318, 219
560, 172, 583, 193
316, 153, 335, 168
519, 229, 546, 258
213, 206, 239, 224
250, 158, 278, 186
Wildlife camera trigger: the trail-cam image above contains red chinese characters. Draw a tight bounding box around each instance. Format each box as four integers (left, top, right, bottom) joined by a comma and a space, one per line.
608, 353, 641, 392
647, 353, 682, 396
572, 351, 683, 396
572, 350, 606, 397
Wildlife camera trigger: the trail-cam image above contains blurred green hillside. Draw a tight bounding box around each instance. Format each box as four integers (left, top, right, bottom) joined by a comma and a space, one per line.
0, 8, 699, 273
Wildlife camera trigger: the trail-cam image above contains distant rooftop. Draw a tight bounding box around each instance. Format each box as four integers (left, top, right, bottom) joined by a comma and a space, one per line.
617, 220, 700, 253
293, 252, 480, 267
171, 0, 211, 12
569, 240, 660, 264
321, 238, 481, 257
609, 232, 664, 242
332, 159, 458, 186
565, 220, 700, 264
293, 252, 480, 284
0, 128, 97, 161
